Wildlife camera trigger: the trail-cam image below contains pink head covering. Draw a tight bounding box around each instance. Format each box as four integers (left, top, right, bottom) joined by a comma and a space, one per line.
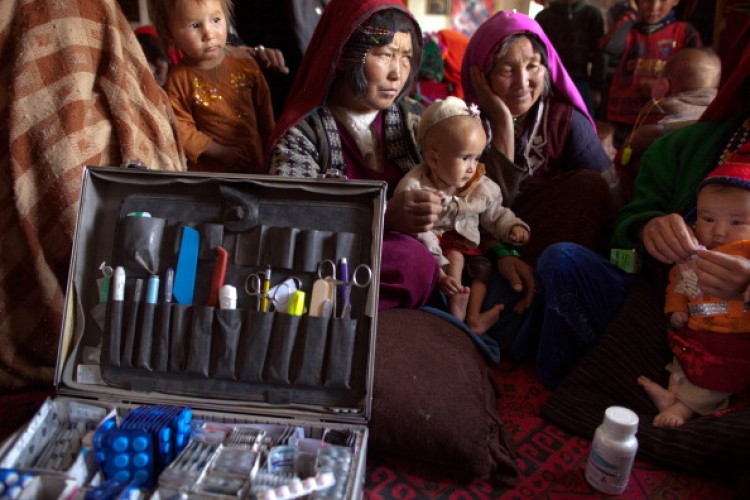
460, 10, 594, 128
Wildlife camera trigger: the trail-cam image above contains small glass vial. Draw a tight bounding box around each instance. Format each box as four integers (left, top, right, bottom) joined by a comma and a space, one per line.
585, 406, 639, 495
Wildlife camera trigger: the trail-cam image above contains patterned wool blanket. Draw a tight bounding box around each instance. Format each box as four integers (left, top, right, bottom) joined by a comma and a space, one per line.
0, 0, 185, 390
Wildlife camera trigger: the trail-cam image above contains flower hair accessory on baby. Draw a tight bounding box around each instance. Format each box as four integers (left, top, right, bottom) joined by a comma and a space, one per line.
417, 96, 482, 146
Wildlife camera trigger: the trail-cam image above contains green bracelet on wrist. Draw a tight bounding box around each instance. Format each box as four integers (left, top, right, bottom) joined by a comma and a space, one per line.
487, 243, 520, 260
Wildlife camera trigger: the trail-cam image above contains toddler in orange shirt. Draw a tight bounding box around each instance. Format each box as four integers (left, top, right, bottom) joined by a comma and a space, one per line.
148, 0, 274, 173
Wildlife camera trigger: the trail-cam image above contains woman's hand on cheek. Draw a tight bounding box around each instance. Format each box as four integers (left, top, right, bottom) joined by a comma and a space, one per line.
641, 214, 699, 264
385, 189, 442, 234
469, 66, 513, 155
695, 249, 750, 300
469, 66, 509, 123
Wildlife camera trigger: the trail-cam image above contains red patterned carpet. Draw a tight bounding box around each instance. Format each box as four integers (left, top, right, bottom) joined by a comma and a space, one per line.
0, 364, 735, 498
364, 361, 734, 499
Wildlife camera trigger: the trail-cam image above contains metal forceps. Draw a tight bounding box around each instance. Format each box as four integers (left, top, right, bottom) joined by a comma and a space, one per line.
244, 266, 271, 312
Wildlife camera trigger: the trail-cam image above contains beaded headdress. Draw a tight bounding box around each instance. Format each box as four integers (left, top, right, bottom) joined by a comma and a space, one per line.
341, 25, 397, 64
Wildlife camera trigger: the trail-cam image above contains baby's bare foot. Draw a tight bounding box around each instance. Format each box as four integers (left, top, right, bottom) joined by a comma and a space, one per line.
466, 304, 504, 336
637, 375, 676, 411
449, 289, 470, 322
653, 401, 694, 428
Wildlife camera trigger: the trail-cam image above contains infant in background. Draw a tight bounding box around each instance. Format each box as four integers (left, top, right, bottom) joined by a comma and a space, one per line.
601, 0, 702, 147
617, 47, 721, 201
624, 47, 721, 161
394, 97, 530, 334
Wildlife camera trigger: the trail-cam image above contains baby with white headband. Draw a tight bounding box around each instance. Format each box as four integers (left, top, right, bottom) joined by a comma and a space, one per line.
394, 96, 530, 334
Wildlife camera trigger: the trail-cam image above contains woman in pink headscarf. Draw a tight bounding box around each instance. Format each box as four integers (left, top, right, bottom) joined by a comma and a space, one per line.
448, 11, 619, 368
461, 11, 618, 268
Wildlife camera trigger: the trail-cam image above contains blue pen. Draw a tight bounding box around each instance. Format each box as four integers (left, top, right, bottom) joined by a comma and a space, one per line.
146, 275, 160, 304
338, 258, 350, 318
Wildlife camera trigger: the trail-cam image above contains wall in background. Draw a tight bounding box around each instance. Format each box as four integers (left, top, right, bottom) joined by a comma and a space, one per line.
407, 0, 452, 32
121, 0, 742, 63
408, 0, 546, 36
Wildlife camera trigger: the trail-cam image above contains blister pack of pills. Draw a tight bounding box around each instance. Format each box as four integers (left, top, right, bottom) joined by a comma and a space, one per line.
92, 405, 192, 488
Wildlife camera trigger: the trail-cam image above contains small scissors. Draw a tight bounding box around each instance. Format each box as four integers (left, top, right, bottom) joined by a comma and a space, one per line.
244, 266, 272, 312
316, 258, 372, 318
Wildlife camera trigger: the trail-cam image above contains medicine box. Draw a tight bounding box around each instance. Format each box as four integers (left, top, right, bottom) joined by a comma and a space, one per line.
0, 166, 386, 499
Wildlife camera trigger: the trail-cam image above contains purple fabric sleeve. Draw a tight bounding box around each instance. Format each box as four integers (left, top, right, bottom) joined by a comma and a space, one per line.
378, 231, 441, 310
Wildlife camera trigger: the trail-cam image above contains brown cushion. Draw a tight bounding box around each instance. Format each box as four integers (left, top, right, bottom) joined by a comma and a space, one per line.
542, 273, 750, 482
369, 308, 519, 485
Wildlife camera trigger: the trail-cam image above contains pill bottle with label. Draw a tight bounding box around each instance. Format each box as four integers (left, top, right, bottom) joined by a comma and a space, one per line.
585, 406, 639, 495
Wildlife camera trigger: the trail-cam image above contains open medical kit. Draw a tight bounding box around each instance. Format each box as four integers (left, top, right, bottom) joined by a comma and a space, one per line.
0, 166, 386, 499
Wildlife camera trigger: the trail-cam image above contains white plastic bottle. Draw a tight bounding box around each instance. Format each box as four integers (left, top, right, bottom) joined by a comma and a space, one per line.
585, 406, 639, 495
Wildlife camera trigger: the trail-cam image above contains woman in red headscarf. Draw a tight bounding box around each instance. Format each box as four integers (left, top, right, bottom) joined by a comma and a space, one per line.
541, 28, 750, 482
267, 0, 443, 310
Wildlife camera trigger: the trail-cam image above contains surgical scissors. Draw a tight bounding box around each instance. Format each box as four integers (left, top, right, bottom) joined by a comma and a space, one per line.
317, 258, 372, 318
244, 266, 271, 312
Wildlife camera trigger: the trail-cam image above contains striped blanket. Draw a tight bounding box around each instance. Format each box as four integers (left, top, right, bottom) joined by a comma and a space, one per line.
0, 0, 185, 389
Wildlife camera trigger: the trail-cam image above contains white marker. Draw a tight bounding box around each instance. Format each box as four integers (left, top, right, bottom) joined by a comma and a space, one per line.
113, 266, 126, 301
219, 284, 237, 310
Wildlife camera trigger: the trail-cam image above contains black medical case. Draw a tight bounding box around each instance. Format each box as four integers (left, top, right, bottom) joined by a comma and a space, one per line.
0, 166, 386, 499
